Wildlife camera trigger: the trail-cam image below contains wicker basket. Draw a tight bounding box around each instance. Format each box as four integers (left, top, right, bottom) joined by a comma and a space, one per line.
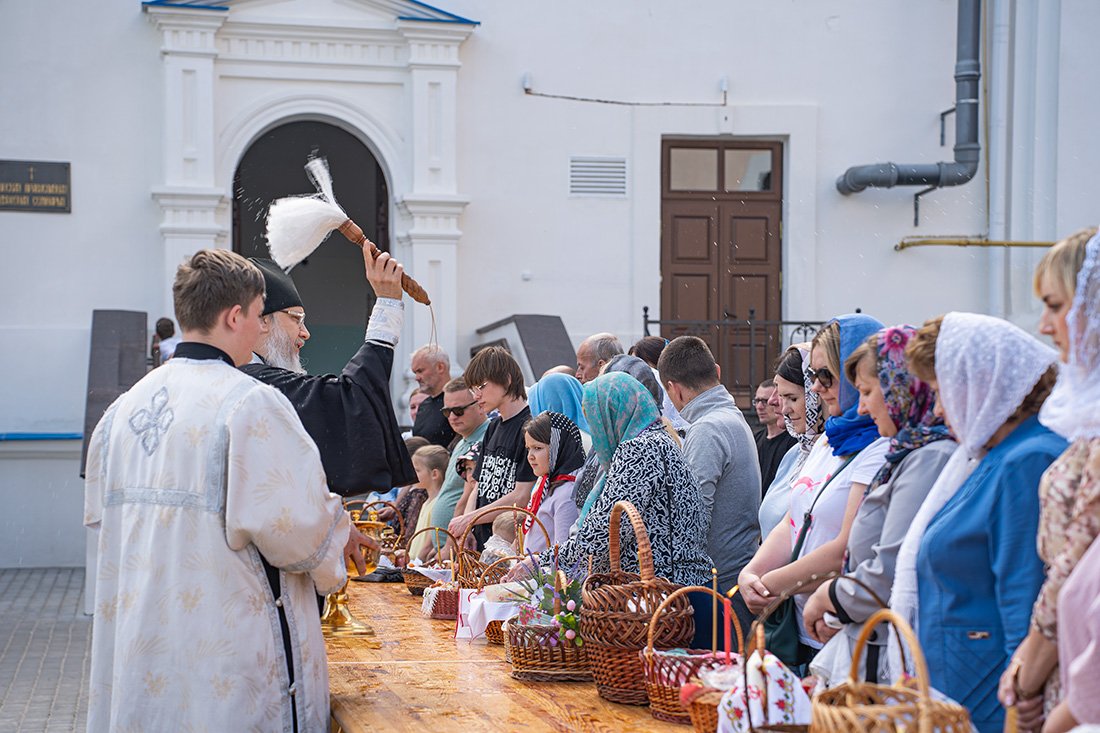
475, 554, 526, 644
812, 608, 971, 733
401, 526, 457, 596
642, 585, 744, 724
504, 569, 592, 682
456, 506, 550, 588
579, 501, 694, 706
363, 499, 405, 562
423, 583, 460, 620
688, 574, 840, 733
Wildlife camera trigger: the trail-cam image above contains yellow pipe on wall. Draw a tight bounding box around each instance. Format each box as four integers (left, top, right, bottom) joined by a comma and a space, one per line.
895, 237, 1056, 252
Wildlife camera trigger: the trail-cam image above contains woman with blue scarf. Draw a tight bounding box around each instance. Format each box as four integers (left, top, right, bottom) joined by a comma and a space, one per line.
739, 314, 891, 665
527, 372, 592, 452
516, 371, 713, 586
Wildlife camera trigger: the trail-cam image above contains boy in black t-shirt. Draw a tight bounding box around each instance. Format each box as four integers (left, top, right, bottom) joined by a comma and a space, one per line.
448, 347, 536, 549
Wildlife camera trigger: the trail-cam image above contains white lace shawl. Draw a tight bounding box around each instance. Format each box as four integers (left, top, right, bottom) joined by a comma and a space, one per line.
887, 312, 1058, 676
1040, 231, 1100, 440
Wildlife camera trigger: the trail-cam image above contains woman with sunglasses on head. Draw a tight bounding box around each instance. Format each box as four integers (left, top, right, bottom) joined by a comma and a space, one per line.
800, 325, 956, 686
739, 314, 891, 668
995, 226, 1100, 733
758, 343, 823, 538
890, 313, 1064, 733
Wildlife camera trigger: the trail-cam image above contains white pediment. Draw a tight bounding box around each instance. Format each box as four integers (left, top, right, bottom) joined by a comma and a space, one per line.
148, 0, 476, 29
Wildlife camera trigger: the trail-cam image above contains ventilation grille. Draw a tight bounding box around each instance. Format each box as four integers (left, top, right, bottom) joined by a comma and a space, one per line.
569, 156, 627, 197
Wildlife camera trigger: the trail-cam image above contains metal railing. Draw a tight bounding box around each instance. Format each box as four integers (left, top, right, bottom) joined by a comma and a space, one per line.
643, 306, 828, 399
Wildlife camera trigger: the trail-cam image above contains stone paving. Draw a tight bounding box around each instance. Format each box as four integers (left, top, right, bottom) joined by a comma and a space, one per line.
0, 568, 90, 732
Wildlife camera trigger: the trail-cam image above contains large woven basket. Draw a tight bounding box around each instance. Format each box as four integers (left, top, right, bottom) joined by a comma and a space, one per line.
579, 501, 694, 706
476, 554, 525, 645
688, 574, 839, 733
643, 585, 744, 725
456, 506, 550, 588
400, 526, 456, 596
504, 569, 592, 682
812, 608, 971, 733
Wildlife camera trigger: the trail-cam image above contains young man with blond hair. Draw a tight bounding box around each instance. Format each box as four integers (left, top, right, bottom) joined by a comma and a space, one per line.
85, 249, 373, 731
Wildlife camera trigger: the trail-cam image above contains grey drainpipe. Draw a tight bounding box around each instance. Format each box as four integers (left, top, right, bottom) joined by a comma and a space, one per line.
836, 0, 981, 197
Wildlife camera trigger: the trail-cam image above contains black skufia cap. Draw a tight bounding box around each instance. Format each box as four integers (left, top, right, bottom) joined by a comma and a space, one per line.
250, 258, 304, 316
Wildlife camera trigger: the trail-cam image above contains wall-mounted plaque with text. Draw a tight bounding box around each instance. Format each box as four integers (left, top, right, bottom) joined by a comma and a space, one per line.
0, 160, 71, 213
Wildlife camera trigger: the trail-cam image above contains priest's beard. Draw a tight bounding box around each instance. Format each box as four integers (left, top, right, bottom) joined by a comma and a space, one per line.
259, 326, 305, 374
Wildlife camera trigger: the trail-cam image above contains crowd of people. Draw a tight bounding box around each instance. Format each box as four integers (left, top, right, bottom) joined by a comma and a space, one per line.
87, 224, 1100, 732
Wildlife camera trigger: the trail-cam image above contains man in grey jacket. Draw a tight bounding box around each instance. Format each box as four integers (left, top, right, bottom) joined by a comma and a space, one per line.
659, 336, 760, 642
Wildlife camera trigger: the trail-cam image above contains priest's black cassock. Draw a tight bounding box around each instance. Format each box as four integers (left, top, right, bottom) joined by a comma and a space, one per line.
241, 258, 415, 496
240, 342, 416, 495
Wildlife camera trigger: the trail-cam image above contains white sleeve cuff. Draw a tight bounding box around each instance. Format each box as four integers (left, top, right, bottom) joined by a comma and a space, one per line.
365, 297, 404, 345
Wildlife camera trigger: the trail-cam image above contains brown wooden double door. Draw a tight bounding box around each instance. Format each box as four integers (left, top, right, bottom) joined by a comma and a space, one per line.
660, 139, 783, 402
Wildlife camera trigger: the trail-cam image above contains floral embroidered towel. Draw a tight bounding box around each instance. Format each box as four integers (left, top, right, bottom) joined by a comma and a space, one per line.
716, 650, 811, 733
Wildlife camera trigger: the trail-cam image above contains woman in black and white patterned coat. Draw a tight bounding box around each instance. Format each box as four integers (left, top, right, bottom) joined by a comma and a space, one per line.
539, 371, 713, 585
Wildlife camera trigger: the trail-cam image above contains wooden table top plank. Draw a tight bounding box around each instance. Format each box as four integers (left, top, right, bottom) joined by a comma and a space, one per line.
328, 581, 680, 733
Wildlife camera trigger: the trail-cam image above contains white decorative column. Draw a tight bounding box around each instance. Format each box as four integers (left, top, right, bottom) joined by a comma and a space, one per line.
395, 21, 473, 372
145, 6, 228, 319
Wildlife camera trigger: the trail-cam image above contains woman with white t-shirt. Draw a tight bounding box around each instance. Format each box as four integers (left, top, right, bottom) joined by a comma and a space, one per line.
739, 313, 890, 667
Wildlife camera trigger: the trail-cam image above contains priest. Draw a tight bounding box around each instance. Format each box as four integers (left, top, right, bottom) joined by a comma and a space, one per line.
242, 250, 416, 496
85, 249, 370, 731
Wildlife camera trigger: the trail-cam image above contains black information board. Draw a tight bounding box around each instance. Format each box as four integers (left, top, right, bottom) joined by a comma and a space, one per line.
0, 160, 71, 212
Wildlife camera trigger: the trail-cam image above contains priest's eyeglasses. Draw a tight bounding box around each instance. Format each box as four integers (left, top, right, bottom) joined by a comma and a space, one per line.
441, 400, 478, 418
280, 310, 306, 328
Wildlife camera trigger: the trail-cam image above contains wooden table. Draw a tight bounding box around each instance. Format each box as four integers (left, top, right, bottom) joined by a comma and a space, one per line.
327, 581, 682, 733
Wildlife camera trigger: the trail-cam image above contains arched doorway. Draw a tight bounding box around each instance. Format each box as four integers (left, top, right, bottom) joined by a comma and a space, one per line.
233, 120, 389, 376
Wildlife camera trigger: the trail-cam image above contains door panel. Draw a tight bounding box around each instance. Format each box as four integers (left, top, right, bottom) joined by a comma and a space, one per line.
661, 140, 783, 404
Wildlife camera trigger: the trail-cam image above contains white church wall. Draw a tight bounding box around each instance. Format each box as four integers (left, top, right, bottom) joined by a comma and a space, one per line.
445, 0, 993, 354
1, 0, 1098, 569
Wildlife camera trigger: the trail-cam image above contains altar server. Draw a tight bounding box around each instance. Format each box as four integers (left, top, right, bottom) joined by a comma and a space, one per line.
85, 250, 364, 732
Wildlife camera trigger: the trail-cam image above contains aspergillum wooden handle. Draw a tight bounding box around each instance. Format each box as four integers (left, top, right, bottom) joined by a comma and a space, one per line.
339, 219, 431, 305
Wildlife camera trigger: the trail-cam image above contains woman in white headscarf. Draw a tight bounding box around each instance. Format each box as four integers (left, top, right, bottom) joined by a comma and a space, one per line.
757, 343, 824, 537
889, 313, 1066, 733
997, 226, 1100, 733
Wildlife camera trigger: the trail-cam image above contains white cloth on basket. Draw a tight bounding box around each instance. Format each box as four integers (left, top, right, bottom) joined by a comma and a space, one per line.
716, 650, 811, 733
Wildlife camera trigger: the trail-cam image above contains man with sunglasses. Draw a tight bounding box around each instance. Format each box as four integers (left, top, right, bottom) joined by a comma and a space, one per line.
418, 378, 489, 561
241, 255, 416, 498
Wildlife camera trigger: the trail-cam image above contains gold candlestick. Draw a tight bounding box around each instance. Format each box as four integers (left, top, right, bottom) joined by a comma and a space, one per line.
321, 508, 385, 637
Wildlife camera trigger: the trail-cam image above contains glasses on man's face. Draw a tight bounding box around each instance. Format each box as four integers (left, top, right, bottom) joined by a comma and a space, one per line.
280, 309, 306, 328
469, 381, 490, 398
806, 366, 835, 390
750, 397, 769, 408
441, 400, 478, 418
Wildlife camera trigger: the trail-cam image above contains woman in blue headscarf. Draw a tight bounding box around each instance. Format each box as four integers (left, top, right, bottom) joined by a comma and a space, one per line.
527, 372, 591, 451
739, 314, 891, 667
511, 371, 713, 586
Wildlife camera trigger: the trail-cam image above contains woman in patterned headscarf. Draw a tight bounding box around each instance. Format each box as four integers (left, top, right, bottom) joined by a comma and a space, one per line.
510, 372, 712, 586
521, 411, 586, 551
801, 325, 956, 686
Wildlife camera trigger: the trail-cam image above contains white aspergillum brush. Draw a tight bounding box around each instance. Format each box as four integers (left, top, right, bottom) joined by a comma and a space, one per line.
264, 157, 431, 305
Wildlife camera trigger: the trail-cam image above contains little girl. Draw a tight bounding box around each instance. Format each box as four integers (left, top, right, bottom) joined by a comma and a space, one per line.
522, 412, 585, 552
406, 445, 450, 560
